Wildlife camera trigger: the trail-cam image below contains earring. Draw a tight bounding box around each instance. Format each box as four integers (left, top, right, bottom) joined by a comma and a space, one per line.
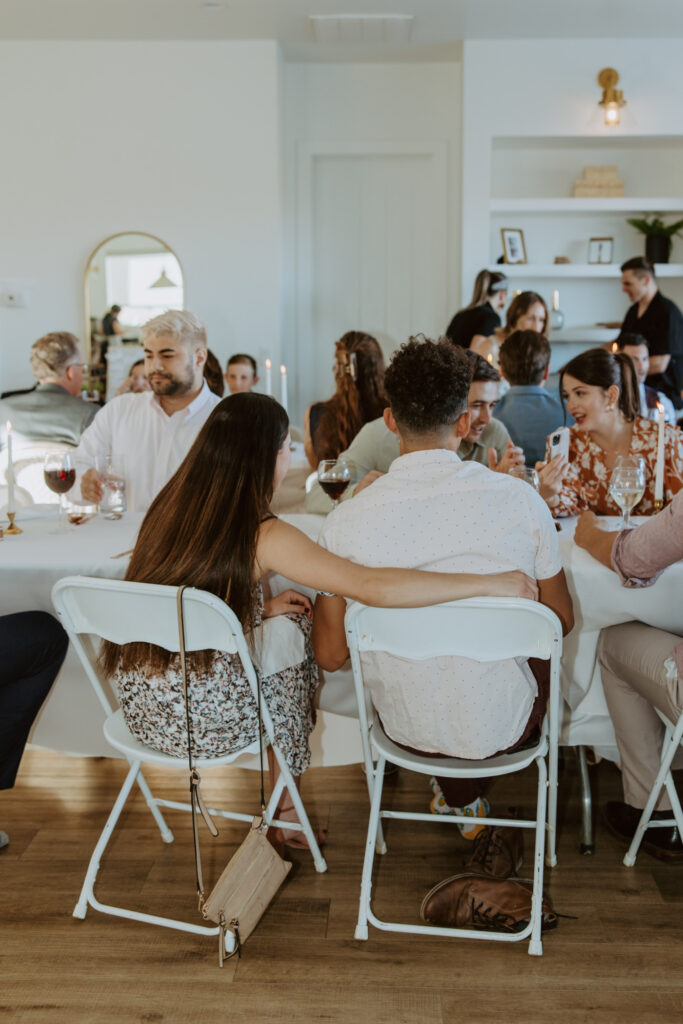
606, 403, 614, 411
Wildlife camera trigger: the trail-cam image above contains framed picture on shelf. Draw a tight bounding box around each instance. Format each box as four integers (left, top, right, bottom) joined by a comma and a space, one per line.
588, 237, 614, 264
501, 228, 527, 265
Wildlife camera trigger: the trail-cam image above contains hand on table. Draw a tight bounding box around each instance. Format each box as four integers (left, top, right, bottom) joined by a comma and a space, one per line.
573, 511, 618, 569
574, 511, 603, 550
353, 470, 384, 496
535, 454, 567, 506
263, 589, 312, 620
488, 570, 539, 602
488, 440, 525, 474
81, 467, 103, 503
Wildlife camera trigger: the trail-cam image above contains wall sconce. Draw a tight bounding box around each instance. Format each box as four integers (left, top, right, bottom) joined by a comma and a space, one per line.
597, 68, 626, 126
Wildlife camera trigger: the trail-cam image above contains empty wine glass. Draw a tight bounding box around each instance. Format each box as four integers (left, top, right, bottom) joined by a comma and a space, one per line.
43, 451, 76, 528
318, 458, 351, 509
609, 456, 645, 528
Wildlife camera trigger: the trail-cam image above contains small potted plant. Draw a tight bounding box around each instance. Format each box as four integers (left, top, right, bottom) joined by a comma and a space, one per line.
626, 215, 683, 265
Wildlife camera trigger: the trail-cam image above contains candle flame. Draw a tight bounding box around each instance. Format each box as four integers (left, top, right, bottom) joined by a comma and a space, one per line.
486, 353, 494, 364
265, 358, 271, 369
280, 364, 286, 374
6, 420, 11, 432
611, 342, 618, 353
657, 401, 665, 415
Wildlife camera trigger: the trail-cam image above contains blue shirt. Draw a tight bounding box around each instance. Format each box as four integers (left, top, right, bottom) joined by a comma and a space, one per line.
494, 385, 569, 467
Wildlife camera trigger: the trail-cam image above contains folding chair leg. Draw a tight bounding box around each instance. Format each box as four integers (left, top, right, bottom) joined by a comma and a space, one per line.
546, 743, 558, 868
528, 754, 548, 957
73, 759, 142, 919
664, 774, 683, 836
361, 752, 387, 856
575, 746, 594, 855
135, 769, 174, 843
266, 748, 327, 874
355, 755, 386, 941
623, 725, 682, 867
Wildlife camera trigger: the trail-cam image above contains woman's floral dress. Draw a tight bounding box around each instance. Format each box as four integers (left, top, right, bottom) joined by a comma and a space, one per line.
552, 416, 683, 517
113, 588, 319, 776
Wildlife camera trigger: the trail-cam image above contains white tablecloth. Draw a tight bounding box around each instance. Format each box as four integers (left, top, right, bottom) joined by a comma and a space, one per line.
3, 508, 682, 763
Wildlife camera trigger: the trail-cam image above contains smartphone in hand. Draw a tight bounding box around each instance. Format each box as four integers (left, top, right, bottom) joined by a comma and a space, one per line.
545, 426, 570, 462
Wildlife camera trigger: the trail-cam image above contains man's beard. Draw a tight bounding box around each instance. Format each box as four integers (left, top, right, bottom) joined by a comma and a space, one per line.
149, 365, 195, 396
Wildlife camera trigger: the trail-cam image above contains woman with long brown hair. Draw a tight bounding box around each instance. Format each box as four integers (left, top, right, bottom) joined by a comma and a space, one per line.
540, 347, 683, 516
102, 393, 536, 848
473, 290, 549, 364
304, 331, 386, 469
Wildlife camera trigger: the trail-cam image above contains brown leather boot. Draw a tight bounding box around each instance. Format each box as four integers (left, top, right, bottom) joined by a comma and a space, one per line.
420, 873, 557, 933
463, 820, 524, 879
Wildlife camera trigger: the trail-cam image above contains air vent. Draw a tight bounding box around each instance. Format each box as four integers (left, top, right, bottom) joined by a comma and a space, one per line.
309, 14, 414, 44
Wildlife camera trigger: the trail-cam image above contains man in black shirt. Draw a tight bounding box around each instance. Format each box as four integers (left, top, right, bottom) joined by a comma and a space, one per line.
620, 256, 683, 411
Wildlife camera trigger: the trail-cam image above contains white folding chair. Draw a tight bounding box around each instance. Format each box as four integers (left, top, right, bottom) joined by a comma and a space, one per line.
52, 576, 326, 954
346, 597, 562, 957
623, 706, 683, 867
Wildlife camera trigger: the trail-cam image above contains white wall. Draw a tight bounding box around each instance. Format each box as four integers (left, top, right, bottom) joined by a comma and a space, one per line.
461, 39, 683, 329
0, 40, 283, 392
284, 61, 462, 419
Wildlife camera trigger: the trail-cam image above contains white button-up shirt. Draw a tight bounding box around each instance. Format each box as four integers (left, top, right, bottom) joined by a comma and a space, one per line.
318, 449, 562, 759
75, 382, 221, 511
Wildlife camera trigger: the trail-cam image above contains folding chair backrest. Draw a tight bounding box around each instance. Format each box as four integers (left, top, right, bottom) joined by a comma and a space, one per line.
346, 598, 560, 663
52, 575, 258, 717
53, 575, 242, 653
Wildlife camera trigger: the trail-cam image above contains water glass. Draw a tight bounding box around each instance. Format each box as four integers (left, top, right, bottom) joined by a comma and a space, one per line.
509, 465, 540, 491
97, 454, 127, 519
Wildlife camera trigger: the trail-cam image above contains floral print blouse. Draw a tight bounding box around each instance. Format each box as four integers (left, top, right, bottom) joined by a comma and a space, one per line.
552, 416, 683, 518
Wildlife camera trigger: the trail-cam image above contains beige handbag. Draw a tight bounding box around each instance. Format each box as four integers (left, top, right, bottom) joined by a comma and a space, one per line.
177, 586, 292, 967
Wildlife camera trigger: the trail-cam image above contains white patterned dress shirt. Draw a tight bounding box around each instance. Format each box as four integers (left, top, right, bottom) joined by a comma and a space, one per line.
318, 449, 562, 758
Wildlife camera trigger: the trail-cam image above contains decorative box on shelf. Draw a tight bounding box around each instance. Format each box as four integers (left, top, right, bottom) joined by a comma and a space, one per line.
573, 165, 624, 198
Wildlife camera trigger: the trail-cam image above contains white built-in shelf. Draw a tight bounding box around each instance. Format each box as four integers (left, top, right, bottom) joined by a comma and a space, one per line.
490, 198, 683, 214
551, 326, 621, 344
486, 263, 683, 278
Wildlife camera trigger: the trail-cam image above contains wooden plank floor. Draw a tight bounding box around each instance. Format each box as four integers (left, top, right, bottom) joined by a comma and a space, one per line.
1, 749, 681, 1024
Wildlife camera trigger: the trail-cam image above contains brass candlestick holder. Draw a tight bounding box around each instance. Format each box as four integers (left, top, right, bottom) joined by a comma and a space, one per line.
5, 512, 23, 535
653, 498, 664, 514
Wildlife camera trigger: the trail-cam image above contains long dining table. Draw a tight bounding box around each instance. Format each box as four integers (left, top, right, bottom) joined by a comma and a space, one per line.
2, 505, 682, 766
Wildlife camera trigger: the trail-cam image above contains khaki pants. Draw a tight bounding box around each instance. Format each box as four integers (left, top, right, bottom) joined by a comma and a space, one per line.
598, 622, 683, 811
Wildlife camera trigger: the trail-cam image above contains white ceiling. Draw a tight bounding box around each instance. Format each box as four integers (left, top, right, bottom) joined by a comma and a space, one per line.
2, 0, 683, 59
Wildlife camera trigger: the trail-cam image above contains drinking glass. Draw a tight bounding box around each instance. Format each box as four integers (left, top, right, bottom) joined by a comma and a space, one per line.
97, 454, 127, 519
508, 465, 540, 491
43, 452, 76, 528
318, 458, 351, 508
609, 456, 645, 528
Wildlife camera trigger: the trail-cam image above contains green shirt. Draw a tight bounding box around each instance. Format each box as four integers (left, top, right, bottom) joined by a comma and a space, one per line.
304, 415, 510, 513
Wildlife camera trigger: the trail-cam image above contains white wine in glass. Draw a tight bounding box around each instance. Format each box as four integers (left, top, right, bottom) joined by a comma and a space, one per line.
609, 457, 645, 528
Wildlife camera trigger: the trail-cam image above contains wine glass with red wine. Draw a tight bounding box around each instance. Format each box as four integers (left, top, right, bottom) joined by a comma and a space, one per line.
317, 458, 351, 509
44, 452, 76, 527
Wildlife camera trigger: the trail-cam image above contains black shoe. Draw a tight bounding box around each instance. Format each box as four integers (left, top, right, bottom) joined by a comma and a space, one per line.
603, 801, 683, 862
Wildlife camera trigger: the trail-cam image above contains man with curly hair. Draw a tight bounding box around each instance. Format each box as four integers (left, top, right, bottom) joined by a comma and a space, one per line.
304, 347, 523, 513
312, 337, 572, 835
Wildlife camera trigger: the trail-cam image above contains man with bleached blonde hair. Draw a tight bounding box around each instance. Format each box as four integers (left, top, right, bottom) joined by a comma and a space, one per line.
77, 310, 220, 511
0, 331, 96, 447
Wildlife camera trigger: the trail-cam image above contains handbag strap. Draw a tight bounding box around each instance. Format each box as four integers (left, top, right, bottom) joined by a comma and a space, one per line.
176, 586, 269, 912
177, 585, 218, 911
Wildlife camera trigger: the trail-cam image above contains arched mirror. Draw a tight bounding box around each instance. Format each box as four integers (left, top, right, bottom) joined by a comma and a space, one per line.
84, 232, 184, 399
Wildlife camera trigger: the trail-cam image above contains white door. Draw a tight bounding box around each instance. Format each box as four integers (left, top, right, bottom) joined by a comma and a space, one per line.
295, 142, 448, 419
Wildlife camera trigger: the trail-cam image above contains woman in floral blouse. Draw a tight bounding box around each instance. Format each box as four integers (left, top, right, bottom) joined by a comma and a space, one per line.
542, 347, 683, 517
